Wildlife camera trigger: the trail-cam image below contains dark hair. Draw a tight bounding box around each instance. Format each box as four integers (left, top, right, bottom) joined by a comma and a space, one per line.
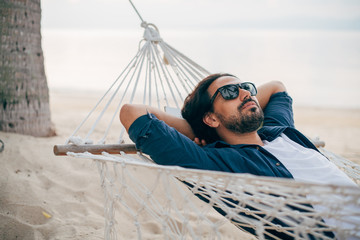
181, 73, 236, 143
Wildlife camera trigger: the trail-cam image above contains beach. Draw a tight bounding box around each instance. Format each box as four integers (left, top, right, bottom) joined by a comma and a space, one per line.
0, 90, 360, 239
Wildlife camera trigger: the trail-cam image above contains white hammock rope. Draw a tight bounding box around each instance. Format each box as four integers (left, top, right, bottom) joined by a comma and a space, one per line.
58, 8, 360, 239
69, 150, 360, 240
65, 23, 209, 146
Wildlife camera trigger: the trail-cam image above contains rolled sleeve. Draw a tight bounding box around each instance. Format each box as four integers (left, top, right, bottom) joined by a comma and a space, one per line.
263, 91, 294, 128
128, 113, 210, 169
128, 112, 155, 149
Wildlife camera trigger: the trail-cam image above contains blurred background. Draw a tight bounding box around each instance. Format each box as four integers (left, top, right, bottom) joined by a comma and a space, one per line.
41, 0, 360, 108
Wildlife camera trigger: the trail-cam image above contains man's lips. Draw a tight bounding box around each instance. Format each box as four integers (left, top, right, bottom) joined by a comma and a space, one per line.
241, 101, 257, 110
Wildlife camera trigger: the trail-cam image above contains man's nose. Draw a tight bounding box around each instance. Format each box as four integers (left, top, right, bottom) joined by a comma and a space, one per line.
238, 88, 251, 101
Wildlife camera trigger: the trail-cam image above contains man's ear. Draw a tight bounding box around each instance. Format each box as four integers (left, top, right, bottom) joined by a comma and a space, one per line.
203, 112, 220, 128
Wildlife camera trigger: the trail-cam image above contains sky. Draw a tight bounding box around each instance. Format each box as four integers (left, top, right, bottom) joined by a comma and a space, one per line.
40, 0, 360, 108
41, 0, 360, 31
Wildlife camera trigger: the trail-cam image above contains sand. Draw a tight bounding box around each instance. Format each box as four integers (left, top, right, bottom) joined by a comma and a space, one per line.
0, 90, 359, 239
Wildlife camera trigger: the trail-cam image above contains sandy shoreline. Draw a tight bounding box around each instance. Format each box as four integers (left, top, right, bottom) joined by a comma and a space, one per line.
294, 106, 360, 164
0, 90, 359, 239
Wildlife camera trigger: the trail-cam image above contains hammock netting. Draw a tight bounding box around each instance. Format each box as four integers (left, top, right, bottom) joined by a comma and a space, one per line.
58, 21, 360, 239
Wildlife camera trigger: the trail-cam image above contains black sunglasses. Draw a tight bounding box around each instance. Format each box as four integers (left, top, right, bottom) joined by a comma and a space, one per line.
210, 82, 257, 104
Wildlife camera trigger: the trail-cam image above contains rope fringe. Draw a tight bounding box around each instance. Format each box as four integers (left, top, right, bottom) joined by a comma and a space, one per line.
76, 149, 360, 239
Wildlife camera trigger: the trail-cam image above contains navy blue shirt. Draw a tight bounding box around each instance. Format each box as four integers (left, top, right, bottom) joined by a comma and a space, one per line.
129, 92, 320, 179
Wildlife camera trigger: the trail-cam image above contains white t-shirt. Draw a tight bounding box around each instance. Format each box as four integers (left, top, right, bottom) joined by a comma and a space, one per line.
262, 133, 356, 186
263, 133, 359, 239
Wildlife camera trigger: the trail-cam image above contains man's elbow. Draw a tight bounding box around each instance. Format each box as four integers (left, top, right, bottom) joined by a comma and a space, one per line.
120, 104, 133, 131
272, 80, 287, 93
120, 104, 148, 131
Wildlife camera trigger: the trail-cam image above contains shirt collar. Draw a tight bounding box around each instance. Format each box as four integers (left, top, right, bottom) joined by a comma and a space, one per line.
204, 126, 288, 148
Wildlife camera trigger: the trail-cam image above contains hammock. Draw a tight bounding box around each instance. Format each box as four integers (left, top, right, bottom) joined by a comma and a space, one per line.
54, 2, 360, 239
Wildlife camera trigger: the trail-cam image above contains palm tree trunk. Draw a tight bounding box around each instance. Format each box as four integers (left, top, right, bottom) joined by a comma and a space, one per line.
0, 0, 54, 137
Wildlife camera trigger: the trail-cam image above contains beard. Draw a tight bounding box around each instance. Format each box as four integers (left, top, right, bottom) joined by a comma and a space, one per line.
215, 99, 264, 134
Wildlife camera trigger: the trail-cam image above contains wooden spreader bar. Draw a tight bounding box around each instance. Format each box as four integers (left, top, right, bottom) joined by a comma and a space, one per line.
312, 139, 325, 148
54, 140, 324, 156
53, 144, 138, 156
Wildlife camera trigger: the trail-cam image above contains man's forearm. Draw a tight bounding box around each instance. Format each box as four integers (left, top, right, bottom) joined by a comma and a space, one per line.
256, 81, 286, 110
120, 104, 195, 139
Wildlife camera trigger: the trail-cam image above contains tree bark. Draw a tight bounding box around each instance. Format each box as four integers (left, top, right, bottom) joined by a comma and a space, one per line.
0, 0, 55, 137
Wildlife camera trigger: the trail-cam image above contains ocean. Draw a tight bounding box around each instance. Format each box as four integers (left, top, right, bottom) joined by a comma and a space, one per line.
42, 28, 360, 108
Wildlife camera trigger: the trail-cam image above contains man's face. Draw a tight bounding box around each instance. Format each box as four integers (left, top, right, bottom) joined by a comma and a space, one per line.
206, 76, 264, 134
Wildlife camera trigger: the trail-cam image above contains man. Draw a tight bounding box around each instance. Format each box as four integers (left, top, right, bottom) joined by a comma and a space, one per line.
120, 73, 357, 238
120, 73, 355, 184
